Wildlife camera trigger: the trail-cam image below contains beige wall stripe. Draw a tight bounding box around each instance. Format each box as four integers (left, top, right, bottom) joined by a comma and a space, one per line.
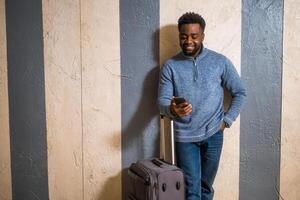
42, 0, 83, 199
280, 0, 300, 199
81, 0, 121, 199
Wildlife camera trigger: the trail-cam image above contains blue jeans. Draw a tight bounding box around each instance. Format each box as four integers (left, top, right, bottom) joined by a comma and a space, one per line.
176, 131, 223, 200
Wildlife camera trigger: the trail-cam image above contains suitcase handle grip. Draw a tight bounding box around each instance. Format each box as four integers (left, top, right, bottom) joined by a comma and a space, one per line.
152, 158, 173, 167
152, 158, 164, 167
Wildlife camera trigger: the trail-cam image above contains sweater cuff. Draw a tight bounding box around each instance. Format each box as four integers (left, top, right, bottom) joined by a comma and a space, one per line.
167, 105, 177, 119
223, 115, 234, 128
160, 105, 176, 119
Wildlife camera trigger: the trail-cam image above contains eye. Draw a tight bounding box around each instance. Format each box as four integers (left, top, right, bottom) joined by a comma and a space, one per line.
192, 34, 199, 39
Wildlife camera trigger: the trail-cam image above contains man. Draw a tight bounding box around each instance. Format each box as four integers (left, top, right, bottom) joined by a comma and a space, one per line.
158, 12, 246, 200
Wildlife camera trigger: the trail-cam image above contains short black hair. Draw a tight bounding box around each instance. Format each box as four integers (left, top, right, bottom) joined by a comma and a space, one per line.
178, 12, 206, 32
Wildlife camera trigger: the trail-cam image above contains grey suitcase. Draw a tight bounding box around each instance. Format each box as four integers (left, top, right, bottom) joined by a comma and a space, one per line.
127, 116, 185, 200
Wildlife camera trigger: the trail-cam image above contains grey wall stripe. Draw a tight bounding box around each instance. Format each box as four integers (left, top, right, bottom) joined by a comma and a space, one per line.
5, 0, 49, 199
120, 0, 160, 198
240, 0, 283, 199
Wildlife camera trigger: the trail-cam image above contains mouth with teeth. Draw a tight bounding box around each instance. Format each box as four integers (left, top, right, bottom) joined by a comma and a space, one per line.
185, 46, 194, 50
183, 45, 195, 53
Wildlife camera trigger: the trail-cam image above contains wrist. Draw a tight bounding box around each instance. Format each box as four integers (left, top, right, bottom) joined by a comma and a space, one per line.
170, 106, 178, 117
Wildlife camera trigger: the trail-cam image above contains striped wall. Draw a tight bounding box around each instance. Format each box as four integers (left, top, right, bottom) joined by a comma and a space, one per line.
0, 0, 299, 200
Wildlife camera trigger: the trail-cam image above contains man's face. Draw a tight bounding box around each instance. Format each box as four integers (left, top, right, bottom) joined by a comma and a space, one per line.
179, 23, 204, 57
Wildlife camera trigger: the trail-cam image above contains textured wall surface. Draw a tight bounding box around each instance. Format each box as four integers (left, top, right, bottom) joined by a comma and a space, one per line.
81, 0, 121, 199
0, 0, 12, 199
44, 0, 122, 199
240, 0, 283, 199
43, 0, 83, 199
0, 1, 299, 199
160, 1, 241, 199
280, 0, 300, 199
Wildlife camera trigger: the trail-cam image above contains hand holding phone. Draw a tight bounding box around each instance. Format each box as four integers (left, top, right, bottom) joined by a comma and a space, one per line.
171, 97, 192, 117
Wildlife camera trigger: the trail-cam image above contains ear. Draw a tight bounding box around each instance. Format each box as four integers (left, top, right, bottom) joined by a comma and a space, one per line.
201, 32, 205, 42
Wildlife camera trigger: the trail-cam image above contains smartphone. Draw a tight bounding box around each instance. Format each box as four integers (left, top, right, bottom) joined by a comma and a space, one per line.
174, 97, 186, 105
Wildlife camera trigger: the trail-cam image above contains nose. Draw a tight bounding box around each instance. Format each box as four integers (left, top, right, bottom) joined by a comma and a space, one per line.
186, 36, 192, 44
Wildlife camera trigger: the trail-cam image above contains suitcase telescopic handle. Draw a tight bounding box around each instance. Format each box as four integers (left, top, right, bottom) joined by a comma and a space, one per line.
160, 115, 175, 165
152, 158, 164, 167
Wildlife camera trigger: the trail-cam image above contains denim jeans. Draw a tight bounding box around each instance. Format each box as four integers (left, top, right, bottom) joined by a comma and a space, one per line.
176, 131, 223, 200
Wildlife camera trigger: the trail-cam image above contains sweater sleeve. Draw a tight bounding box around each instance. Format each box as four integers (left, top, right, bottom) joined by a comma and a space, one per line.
221, 58, 247, 127
157, 63, 176, 119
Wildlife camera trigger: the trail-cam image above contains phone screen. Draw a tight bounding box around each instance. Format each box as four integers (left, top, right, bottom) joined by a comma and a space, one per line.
174, 97, 186, 105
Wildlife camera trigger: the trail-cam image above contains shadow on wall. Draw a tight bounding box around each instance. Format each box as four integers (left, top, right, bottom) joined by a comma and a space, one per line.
97, 171, 121, 200
120, 49, 160, 200
160, 24, 180, 63
120, 24, 182, 200
119, 24, 161, 199
118, 25, 181, 200
121, 66, 160, 158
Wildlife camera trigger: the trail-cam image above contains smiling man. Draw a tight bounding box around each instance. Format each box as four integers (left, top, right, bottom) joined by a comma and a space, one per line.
158, 12, 246, 200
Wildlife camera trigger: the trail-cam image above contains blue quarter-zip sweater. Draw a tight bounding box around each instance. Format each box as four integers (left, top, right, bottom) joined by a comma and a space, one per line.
158, 47, 246, 142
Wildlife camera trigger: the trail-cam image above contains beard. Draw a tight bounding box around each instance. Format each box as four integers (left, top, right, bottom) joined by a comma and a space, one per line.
182, 43, 202, 57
